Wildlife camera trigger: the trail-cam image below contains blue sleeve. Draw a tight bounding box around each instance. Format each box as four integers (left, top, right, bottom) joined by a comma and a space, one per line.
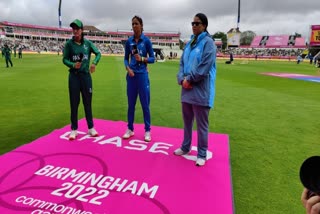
124, 40, 130, 68
186, 39, 216, 83
146, 38, 155, 64
177, 51, 185, 85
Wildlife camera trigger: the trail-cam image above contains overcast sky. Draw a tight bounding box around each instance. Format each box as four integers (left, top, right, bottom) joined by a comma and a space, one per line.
0, 0, 319, 41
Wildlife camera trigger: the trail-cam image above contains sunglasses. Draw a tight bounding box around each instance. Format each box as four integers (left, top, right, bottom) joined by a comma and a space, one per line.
191, 22, 202, 26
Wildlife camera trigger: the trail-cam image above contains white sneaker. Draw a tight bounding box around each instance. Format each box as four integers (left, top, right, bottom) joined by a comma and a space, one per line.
88, 128, 98, 137
173, 148, 188, 156
69, 130, 77, 140
144, 131, 151, 142
123, 129, 134, 139
196, 158, 206, 166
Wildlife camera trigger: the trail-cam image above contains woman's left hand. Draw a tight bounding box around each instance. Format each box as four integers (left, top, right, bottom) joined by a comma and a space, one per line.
134, 54, 142, 62
90, 64, 96, 73
182, 78, 192, 89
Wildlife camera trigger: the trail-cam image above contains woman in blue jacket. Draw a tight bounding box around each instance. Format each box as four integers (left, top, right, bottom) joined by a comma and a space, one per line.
174, 13, 217, 166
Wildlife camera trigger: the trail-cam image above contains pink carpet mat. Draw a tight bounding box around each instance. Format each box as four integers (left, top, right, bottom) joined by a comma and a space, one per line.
0, 119, 234, 214
261, 72, 320, 83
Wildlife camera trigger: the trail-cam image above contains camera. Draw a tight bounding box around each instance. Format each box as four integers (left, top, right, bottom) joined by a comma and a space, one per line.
132, 44, 138, 55
300, 156, 320, 198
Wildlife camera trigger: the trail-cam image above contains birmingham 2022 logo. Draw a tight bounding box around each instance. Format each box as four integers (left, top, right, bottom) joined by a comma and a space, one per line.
0, 130, 213, 214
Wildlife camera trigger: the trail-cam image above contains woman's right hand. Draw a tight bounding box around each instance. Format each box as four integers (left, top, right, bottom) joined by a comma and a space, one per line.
182, 78, 192, 89
74, 62, 81, 69
302, 188, 320, 214
127, 68, 135, 77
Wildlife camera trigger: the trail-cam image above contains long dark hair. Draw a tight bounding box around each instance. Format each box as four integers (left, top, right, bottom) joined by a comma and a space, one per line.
195, 13, 209, 33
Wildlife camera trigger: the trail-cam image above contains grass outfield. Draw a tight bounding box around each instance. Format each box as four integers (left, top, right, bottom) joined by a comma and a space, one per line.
1, 54, 320, 213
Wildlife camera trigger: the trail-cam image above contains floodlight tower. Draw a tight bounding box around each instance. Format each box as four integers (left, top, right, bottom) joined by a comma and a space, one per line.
237, 0, 240, 30
58, 0, 62, 28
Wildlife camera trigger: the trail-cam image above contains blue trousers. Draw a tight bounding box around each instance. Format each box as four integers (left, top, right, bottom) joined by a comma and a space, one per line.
126, 72, 151, 132
180, 102, 210, 159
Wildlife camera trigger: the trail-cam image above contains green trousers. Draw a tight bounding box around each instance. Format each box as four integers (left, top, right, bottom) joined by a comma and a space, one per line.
5, 56, 13, 67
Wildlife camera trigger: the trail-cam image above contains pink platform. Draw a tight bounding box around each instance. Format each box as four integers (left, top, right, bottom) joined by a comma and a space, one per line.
0, 119, 234, 214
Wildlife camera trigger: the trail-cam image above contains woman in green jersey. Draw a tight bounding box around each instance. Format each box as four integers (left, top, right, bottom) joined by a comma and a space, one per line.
63, 19, 101, 140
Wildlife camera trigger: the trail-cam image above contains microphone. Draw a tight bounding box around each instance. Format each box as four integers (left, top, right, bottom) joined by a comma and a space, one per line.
74, 53, 83, 72
132, 45, 138, 55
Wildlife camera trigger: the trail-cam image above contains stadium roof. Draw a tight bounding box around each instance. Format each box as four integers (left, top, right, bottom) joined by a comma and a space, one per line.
83, 25, 105, 34
1, 21, 70, 32
105, 31, 180, 37
1, 21, 180, 38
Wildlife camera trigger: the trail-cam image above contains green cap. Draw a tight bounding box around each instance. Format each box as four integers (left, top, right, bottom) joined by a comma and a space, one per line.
70, 19, 83, 29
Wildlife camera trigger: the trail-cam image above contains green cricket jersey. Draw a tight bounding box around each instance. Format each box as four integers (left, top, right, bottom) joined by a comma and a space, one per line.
63, 37, 101, 73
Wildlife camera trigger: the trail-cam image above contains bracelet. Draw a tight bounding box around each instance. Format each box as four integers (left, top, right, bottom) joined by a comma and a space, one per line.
141, 57, 144, 62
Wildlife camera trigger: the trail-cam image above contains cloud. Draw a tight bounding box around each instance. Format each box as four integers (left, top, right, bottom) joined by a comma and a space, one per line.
0, 0, 318, 40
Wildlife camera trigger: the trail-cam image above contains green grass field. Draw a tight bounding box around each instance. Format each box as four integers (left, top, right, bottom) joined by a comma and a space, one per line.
1, 54, 319, 213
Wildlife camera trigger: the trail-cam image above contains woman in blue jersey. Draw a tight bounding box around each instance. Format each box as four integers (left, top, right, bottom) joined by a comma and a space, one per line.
123, 15, 155, 142
174, 13, 217, 166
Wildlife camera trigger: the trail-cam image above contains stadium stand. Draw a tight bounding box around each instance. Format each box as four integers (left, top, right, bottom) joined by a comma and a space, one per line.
288, 35, 295, 46
0, 20, 310, 61
265, 35, 289, 48
250, 35, 306, 49
259, 36, 268, 46
0, 21, 181, 57
294, 37, 306, 48
218, 33, 307, 61
250, 36, 263, 48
